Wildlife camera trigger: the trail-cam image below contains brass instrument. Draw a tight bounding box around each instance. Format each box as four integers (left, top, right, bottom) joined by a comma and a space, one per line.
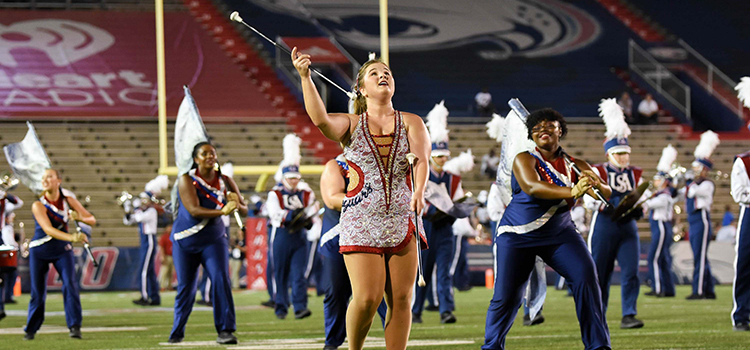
116, 190, 133, 206
0, 172, 19, 191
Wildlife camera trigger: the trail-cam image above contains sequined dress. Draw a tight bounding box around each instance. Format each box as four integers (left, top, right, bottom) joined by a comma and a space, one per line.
338, 111, 426, 253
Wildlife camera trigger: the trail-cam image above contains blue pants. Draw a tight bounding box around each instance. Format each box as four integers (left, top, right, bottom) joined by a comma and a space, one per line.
266, 228, 274, 301
170, 239, 235, 339
305, 239, 326, 296
270, 227, 308, 316
688, 209, 715, 296
413, 220, 455, 315
451, 235, 471, 290
25, 249, 82, 334
3, 269, 16, 302
733, 205, 750, 325
138, 234, 160, 303
483, 232, 609, 350
322, 252, 387, 348
647, 219, 675, 296
198, 268, 211, 302
588, 213, 640, 317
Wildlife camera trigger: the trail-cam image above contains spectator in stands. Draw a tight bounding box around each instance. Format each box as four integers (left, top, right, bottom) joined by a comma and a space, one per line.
722, 205, 735, 227
637, 94, 659, 125
158, 226, 174, 291
716, 218, 737, 244
481, 148, 500, 179
618, 92, 634, 124
475, 87, 494, 117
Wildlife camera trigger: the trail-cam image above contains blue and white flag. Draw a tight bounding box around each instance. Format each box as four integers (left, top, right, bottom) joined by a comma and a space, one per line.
175, 86, 209, 176
3, 121, 52, 194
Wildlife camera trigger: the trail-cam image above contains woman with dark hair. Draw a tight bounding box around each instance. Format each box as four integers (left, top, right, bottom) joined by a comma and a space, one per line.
169, 142, 247, 344
483, 109, 612, 350
25, 169, 96, 340
292, 48, 430, 350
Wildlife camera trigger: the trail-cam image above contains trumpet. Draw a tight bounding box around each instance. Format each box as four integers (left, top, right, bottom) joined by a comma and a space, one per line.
0, 172, 19, 191
116, 190, 133, 206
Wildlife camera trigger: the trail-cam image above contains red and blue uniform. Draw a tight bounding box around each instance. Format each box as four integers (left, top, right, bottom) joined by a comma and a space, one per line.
483, 151, 609, 350
732, 152, 750, 327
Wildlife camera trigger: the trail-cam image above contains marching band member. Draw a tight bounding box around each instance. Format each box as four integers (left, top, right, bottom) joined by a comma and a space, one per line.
25, 169, 95, 340
684, 131, 720, 300
292, 49, 430, 350
585, 99, 644, 329
124, 175, 168, 306
643, 145, 678, 298
732, 79, 750, 331
266, 134, 318, 320
319, 154, 387, 350
169, 142, 245, 344
0, 188, 22, 319
483, 108, 610, 350
413, 101, 472, 324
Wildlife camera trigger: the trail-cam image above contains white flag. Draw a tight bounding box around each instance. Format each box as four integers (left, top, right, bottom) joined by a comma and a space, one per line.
175, 86, 209, 176
3, 121, 52, 194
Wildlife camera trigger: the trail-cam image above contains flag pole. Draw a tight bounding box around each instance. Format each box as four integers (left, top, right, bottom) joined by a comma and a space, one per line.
156, 0, 168, 174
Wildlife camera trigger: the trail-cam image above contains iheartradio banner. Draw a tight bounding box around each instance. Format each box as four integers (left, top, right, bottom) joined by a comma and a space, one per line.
0, 11, 276, 120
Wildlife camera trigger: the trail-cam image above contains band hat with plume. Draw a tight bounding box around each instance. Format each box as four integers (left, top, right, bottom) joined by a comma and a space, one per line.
599, 98, 632, 154
221, 162, 234, 178
692, 130, 720, 170
654, 144, 677, 180
141, 175, 169, 199
442, 149, 475, 175
485, 113, 506, 143
426, 100, 450, 157
735, 76, 750, 132
275, 134, 302, 182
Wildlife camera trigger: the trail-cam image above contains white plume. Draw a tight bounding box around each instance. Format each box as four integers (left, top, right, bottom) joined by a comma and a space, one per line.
694, 130, 720, 159
598, 98, 631, 140
273, 161, 283, 183
485, 113, 506, 142
221, 162, 234, 178
145, 175, 169, 195
443, 149, 475, 175
368, 52, 377, 61
426, 100, 450, 143
281, 134, 302, 167
656, 144, 678, 173
736, 77, 750, 109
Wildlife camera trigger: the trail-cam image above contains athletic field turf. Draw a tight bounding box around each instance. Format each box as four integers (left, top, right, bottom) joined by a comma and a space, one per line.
0, 285, 745, 349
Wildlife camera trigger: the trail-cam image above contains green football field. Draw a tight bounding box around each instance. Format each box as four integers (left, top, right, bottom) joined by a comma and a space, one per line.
0, 285, 746, 349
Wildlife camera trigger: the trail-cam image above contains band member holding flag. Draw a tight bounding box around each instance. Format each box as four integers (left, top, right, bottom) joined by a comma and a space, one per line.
266, 134, 318, 320
643, 145, 678, 298
292, 49, 430, 350
413, 101, 473, 325
585, 98, 645, 329
4, 123, 96, 340
684, 130, 720, 300
169, 88, 246, 344
124, 175, 169, 306
483, 107, 610, 350
732, 78, 750, 331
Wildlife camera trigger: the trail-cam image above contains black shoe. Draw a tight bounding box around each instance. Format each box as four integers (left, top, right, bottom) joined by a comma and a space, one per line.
0, 311, 5, 321
5, 299, 16, 304
294, 308, 312, 319
620, 315, 644, 329
276, 313, 286, 320
69, 326, 82, 339
523, 312, 545, 326
217, 331, 238, 344
323, 345, 338, 350
663, 293, 675, 298
644, 291, 662, 297
705, 292, 717, 300
168, 337, 183, 343
196, 300, 213, 307
260, 299, 275, 308
149, 299, 161, 306
23, 333, 34, 340
425, 305, 439, 312
412, 313, 423, 324
133, 298, 150, 306
686, 294, 705, 300
440, 311, 457, 324
733, 323, 750, 331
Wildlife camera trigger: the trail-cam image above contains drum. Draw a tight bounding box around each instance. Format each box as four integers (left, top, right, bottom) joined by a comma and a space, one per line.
0, 245, 18, 272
